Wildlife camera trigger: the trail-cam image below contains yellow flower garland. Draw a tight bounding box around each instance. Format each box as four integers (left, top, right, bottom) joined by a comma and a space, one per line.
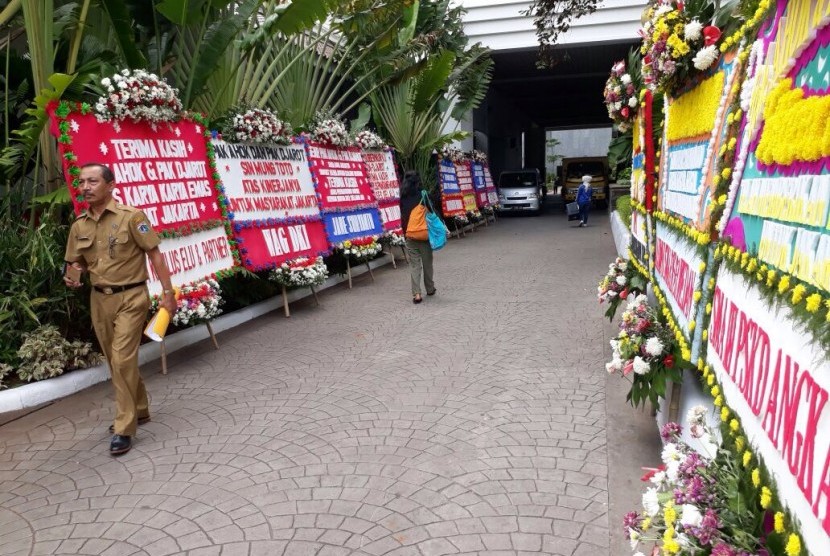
667, 72, 726, 141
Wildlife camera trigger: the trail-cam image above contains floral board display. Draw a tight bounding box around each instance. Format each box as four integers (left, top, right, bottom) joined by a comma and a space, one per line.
211, 117, 329, 271
336, 236, 382, 262
305, 140, 384, 246
438, 157, 466, 217
47, 73, 237, 296
471, 160, 492, 208
360, 147, 402, 233
610, 0, 830, 553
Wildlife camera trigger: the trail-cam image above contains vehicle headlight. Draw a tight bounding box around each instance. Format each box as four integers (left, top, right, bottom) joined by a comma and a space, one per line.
527, 192, 538, 199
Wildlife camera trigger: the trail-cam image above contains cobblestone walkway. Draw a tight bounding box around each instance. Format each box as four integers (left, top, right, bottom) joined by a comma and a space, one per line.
1, 211, 618, 556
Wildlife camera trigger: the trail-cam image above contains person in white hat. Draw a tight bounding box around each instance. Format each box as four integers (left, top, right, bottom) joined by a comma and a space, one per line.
576, 174, 593, 227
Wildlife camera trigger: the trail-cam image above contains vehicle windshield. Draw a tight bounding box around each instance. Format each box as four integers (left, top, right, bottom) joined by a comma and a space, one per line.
565, 162, 605, 179
499, 173, 538, 188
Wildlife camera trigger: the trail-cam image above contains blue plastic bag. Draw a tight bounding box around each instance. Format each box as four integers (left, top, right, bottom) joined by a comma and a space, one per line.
422, 191, 448, 251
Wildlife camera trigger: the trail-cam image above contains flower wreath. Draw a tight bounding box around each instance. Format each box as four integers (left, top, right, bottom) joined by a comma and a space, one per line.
95, 69, 182, 124
470, 150, 488, 163
268, 256, 329, 289
227, 107, 293, 144
597, 257, 648, 321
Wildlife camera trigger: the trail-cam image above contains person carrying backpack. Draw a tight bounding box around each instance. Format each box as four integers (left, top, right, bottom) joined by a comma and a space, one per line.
577, 174, 593, 227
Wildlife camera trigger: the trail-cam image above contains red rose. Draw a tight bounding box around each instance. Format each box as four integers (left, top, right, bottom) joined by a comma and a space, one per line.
677, 0, 685, 11
663, 354, 675, 368
621, 106, 630, 118
640, 464, 666, 482
703, 26, 721, 46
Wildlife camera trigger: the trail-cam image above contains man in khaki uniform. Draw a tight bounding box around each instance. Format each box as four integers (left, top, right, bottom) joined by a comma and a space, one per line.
64, 163, 177, 456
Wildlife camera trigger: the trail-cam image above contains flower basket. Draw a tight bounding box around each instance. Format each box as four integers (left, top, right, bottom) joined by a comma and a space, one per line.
606, 294, 685, 408
598, 257, 648, 321
379, 229, 406, 247
441, 145, 466, 163
604, 59, 641, 131
354, 130, 386, 150
308, 113, 352, 147
337, 236, 382, 262
151, 279, 223, 328
470, 150, 488, 163
267, 256, 328, 289
95, 69, 182, 124
227, 108, 292, 144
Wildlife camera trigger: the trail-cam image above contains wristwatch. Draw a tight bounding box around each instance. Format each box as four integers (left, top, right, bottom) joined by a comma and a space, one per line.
163, 289, 174, 296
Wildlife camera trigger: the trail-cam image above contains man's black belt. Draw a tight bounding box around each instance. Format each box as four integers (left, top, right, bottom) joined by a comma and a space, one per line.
93, 282, 145, 295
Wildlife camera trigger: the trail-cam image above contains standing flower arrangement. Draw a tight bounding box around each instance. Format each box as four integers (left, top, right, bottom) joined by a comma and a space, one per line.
625, 409, 789, 556
268, 256, 328, 289
604, 59, 641, 131
598, 257, 648, 320
337, 236, 382, 261
308, 112, 352, 147
606, 294, 684, 408
95, 69, 182, 124
467, 210, 484, 224
639, 1, 722, 95
151, 279, 223, 327
226, 108, 292, 144
354, 129, 386, 150
470, 150, 488, 163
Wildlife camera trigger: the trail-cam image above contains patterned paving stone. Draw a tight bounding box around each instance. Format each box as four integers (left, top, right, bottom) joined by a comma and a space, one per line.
1, 212, 620, 554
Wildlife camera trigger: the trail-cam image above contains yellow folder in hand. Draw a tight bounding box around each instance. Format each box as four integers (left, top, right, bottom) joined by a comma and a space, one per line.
144, 308, 171, 342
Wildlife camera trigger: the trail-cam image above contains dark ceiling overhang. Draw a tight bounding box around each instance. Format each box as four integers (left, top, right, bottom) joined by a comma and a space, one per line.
489, 40, 639, 129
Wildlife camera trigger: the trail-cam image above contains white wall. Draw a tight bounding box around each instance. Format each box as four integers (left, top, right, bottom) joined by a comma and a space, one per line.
546, 127, 613, 174
458, 0, 647, 51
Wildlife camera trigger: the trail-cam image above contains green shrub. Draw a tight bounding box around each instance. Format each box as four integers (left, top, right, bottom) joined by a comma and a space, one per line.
616, 194, 633, 228
16, 325, 102, 382
0, 197, 94, 368
0, 363, 12, 389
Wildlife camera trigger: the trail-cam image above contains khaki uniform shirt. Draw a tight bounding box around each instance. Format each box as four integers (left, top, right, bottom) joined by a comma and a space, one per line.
65, 199, 161, 287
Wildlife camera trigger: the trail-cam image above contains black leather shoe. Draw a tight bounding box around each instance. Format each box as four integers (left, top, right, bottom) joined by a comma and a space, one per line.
110, 435, 132, 456
109, 416, 150, 433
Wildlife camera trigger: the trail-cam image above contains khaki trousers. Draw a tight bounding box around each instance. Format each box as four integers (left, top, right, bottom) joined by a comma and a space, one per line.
406, 238, 435, 296
91, 286, 150, 436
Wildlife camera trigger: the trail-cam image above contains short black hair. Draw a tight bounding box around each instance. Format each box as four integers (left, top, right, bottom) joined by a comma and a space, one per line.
81, 163, 115, 183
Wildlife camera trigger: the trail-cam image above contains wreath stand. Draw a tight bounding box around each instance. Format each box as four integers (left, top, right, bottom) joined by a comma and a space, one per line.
160, 321, 219, 375
280, 284, 320, 318
384, 244, 409, 269
346, 257, 374, 289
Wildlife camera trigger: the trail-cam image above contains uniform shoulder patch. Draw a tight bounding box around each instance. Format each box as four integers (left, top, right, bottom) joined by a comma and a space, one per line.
130, 212, 152, 234
137, 222, 150, 234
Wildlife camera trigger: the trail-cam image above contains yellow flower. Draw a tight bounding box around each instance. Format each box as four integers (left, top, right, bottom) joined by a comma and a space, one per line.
735, 435, 745, 452
664, 502, 677, 526
743, 450, 752, 467
711, 385, 720, 397
720, 407, 730, 421
642, 517, 651, 531
698, 262, 707, 273
697, 358, 704, 370
688, 319, 696, 331
747, 259, 757, 272
767, 269, 776, 287
778, 275, 790, 294
721, 168, 732, 180
774, 512, 785, 533
752, 468, 761, 487
706, 303, 712, 315
714, 395, 723, 407
707, 374, 715, 386
805, 293, 821, 313
663, 538, 680, 555
730, 418, 740, 432
681, 348, 691, 361
791, 284, 806, 304
713, 175, 722, 187
760, 486, 772, 509
785, 533, 801, 556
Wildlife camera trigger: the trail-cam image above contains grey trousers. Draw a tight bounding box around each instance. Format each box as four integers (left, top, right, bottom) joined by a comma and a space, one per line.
406, 238, 435, 296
